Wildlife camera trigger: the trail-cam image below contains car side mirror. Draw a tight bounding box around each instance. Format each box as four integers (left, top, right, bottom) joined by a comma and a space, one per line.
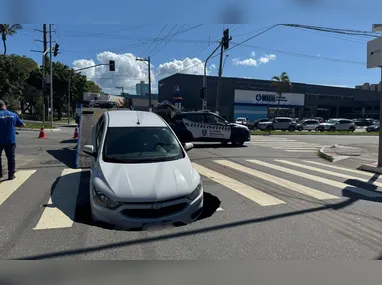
184, 142, 194, 152
83, 145, 96, 157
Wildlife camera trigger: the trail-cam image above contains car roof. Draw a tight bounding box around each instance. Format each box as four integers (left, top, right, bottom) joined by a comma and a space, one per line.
106, 110, 167, 128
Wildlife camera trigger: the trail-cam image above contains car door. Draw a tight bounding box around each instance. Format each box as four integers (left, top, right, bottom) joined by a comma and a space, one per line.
336, 120, 349, 131
181, 113, 206, 140
94, 115, 106, 167
305, 120, 318, 130
202, 113, 232, 141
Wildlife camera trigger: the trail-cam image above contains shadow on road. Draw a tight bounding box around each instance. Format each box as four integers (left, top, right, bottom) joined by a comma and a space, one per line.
193, 143, 248, 149
46, 147, 76, 168
60, 139, 77, 144
69, 170, 221, 231
17, 162, 382, 260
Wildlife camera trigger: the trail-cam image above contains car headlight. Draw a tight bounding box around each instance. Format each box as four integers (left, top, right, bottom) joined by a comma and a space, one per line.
187, 180, 203, 201
92, 186, 121, 210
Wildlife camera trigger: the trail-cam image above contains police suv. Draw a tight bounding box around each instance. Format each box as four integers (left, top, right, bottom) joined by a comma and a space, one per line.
168, 111, 251, 146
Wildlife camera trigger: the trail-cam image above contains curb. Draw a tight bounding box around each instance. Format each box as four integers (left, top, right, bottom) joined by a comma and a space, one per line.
318, 146, 334, 162
17, 128, 61, 132
318, 146, 351, 163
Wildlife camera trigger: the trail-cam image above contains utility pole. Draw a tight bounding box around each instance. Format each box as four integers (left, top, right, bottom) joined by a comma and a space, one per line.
215, 28, 231, 116
42, 24, 47, 126
49, 24, 53, 128
68, 75, 71, 124
136, 56, 152, 112
202, 44, 221, 111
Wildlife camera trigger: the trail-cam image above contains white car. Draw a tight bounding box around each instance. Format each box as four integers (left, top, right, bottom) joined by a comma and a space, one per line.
82, 110, 204, 230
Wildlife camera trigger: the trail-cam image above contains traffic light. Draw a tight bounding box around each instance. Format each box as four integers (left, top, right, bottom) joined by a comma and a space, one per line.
200, 87, 206, 99
222, 28, 231, 50
53, 43, 59, 57
109, 60, 115, 71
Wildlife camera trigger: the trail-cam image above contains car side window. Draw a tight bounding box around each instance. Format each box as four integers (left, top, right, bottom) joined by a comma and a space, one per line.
185, 114, 204, 123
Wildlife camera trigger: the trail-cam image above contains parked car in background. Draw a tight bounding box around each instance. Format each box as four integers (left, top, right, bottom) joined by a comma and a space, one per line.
366, 122, 380, 132
257, 117, 298, 131
353, 118, 377, 127
251, 118, 270, 130
317, 118, 356, 132
235, 117, 248, 125
296, 119, 320, 131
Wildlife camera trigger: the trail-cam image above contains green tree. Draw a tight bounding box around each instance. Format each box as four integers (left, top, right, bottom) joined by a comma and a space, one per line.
0, 24, 23, 55
84, 80, 102, 93
0, 55, 24, 107
271, 72, 292, 117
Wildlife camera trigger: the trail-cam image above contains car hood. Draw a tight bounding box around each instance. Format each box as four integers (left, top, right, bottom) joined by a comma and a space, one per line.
319, 123, 334, 126
230, 123, 249, 129
258, 121, 272, 125
95, 157, 200, 202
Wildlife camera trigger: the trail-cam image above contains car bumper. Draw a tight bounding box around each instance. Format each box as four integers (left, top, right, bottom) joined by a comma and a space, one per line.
90, 191, 204, 229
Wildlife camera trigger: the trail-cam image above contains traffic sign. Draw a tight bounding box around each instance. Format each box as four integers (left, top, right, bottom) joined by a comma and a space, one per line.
372, 24, 382, 32
367, 36, 382, 68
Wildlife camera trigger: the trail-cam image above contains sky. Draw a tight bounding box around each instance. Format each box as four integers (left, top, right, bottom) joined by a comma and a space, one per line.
2, 0, 382, 96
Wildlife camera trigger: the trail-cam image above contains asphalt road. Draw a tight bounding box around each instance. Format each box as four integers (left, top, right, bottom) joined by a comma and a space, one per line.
1, 131, 382, 260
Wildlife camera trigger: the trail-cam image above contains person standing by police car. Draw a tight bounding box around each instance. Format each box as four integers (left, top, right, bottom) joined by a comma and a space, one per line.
0, 100, 25, 180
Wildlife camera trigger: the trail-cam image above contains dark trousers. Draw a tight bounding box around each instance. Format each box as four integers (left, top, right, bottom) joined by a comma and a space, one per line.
0, 144, 16, 178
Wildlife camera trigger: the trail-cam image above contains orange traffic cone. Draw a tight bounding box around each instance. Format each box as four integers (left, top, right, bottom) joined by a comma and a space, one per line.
38, 127, 47, 139
73, 127, 79, 139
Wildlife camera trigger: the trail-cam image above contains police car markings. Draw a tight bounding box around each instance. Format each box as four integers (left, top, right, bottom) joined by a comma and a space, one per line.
183, 119, 231, 140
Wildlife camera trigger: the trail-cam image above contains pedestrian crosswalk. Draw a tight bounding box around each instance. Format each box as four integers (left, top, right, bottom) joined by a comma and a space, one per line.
0, 158, 382, 232
248, 136, 323, 153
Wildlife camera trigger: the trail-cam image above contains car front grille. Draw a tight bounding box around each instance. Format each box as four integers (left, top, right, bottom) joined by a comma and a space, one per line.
121, 203, 188, 219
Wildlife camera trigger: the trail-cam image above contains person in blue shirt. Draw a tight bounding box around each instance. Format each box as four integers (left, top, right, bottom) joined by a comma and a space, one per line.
0, 100, 25, 180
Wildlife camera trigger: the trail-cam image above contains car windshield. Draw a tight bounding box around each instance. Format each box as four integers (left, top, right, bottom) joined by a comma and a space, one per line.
102, 127, 184, 163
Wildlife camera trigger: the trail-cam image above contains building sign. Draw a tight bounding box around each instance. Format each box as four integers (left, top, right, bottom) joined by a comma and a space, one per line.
234, 90, 305, 106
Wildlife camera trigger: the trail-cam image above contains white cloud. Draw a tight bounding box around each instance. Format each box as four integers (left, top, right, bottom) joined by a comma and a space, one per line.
73, 53, 210, 95
232, 52, 276, 67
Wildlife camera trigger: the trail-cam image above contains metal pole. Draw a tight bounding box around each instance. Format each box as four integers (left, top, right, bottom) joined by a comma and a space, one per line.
49, 24, 53, 128
148, 56, 152, 112
215, 42, 224, 115
378, 67, 382, 167
68, 75, 71, 124
42, 24, 47, 126
203, 44, 221, 111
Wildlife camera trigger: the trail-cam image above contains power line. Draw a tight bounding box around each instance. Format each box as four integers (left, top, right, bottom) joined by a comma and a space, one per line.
282, 24, 379, 38
149, 24, 177, 55
144, 24, 168, 57
165, 25, 280, 76
232, 42, 366, 65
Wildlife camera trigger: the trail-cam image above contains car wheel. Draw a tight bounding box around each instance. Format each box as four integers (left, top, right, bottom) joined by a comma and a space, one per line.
297, 127, 303, 131
266, 126, 273, 131
231, 139, 245, 147
349, 127, 355, 132
329, 127, 335, 132
288, 126, 296, 132
315, 127, 319, 132
308, 130, 312, 132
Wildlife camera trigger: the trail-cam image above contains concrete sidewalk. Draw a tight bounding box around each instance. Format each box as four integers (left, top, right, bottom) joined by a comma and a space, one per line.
319, 143, 382, 173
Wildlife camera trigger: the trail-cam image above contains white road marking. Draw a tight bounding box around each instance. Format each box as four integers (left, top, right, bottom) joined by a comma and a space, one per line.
34, 169, 82, 230
214, 160, 338, 200
277, 160, 382, 188
0, 170, 36, 206
247, 159, 382, 198
284, 150, 318, 152
193, 163, 285, 206
303, 160, 378, 177
272, 147, 319, 150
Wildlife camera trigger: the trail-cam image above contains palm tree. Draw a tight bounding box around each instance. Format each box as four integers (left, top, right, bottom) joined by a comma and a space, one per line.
0, 24, 23, 55
271, 72, 292, 117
